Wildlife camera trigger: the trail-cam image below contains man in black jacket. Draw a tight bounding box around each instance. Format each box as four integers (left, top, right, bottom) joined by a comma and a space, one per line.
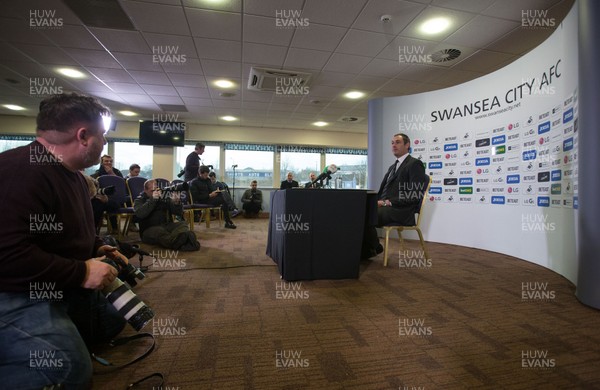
90, 154, 124, 178
189, 165, 237, 229
183, 142, 205, 182
363, 133, 429, 257
134, 179, 200, 250
280, 172, 299, 189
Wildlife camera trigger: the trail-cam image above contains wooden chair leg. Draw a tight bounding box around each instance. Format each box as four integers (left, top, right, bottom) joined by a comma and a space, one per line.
383, 228, 390, 267
398, 228, 405, 253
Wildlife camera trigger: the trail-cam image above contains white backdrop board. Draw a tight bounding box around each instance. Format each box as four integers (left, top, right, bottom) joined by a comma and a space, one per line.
368, 5, 578, 283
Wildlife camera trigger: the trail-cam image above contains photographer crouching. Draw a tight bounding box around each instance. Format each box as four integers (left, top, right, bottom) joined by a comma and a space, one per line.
0, 93, 131, 388
134, 179, 200, 251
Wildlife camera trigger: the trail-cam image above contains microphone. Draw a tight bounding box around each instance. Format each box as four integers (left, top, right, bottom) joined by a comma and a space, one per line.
232, 164, 238, 168
312, 164, 339, 185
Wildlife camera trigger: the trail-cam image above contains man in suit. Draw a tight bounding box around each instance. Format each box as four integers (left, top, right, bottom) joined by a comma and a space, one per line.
183, 142, 205, 182
363, 133, 429, 258
280, 172, 299, 189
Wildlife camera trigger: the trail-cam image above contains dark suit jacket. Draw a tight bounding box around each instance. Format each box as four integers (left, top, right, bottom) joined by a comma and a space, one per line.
280, 180, 299, 189
377, 154, 429, 225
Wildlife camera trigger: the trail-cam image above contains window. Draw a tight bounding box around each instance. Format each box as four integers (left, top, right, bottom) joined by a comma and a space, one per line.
113, 142, 154, 179
326, 153, 368, 189
280, 151, 320, 187
82, 144, 109, 177
176, 144, 220, 179
225, 150, 273, 188
0, 139, 32, 154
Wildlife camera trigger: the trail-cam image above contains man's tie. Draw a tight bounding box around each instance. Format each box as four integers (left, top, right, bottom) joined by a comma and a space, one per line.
382, 160, 398, 195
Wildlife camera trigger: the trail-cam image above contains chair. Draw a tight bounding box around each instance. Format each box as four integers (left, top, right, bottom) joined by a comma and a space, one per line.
154, 178, 170, 190
186, 185, 222, 229
126, 177, 147, 205
97, 175, 135, 239
382, 176, 432, 267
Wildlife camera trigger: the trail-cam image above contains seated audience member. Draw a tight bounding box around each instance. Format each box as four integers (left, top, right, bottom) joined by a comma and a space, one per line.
209, 171, 239, 217
304, 172, 322, 188
126, 163, 141, 179
134, 179, 200, 251
189, 166, 237, 229
280, 172, 299, 189
241, 180, 263, 217
82, 172, 120, 231
91, 154, 123, 178
0, 92, 128, 389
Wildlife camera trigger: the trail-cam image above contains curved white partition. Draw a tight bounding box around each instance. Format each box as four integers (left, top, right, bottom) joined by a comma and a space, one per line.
368, 5, 578, 283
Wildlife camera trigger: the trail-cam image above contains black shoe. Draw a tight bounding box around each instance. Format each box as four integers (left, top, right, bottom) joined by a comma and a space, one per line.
225, 222, 237, 229
376, 244, 384, 255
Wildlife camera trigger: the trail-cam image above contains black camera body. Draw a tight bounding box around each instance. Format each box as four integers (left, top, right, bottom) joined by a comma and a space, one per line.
161, 182, 189, 193
97, 185, 115, 196
177, 169, 185, 178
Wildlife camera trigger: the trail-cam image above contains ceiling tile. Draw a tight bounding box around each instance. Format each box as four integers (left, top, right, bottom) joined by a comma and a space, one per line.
187, 8, 242, 40
302, 0, 369, 28
290, 23, 347, 52
323, 53, 371, 74
445, 15, 520, 48
121, 1, 190, 35
283, 48, 330, 71
194, 38, 241, 61
243, 15, 295, 46
352, 0, 426, 34
242, 43, 288, 67
336, 29, 390, 57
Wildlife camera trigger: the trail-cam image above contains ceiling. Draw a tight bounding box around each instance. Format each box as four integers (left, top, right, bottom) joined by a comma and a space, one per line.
0, 0, 574, 134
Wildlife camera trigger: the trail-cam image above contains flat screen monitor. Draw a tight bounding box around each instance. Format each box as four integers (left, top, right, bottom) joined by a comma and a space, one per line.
139, 120, 186, 147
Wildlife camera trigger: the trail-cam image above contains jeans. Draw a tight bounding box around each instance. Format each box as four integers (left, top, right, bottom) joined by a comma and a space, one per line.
0, 289, 125, 389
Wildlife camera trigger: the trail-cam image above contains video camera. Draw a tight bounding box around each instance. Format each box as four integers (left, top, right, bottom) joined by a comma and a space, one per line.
101, 236, 154, 331
97, 185, 115, 196
177, 169, 185, 178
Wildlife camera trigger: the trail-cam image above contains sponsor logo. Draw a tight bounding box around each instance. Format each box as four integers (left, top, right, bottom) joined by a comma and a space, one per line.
459, 178, 473, 185
551, 170, 562, 181
444, 143, 458, 151
428, 162, 443, 169
475, 138, 490, 147
459, 187, 473, 194
538, 121, 551, 134
550, 184, 561, 194
429, 187, 442, 194
492, 135, 506, 145
537, 197, 550, 207
537, 172, 550, 182
475, 157, 490, 166
491, 196, 505, 205
444, 178, 457, 185
507, 174, 520, 184
563, 137, 574, 152
522, 150, 537, 161
563, 107, 573, 123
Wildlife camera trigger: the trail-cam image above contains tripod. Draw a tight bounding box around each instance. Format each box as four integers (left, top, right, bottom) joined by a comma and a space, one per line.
231, 164, 237, 202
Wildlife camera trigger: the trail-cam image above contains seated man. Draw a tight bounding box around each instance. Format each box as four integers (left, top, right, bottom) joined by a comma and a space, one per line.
134, 179, 200, 251
241, 180, 263, 217
209, 171, 239, 217
82, 172, 120, 232
126, 163, 141, 179
304, 172, 322, 188
189, 166, 237, 229
280, 172, 299, 189
91, 154, 123, 178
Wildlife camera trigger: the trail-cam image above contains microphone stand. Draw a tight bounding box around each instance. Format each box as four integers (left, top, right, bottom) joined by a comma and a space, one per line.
231, 165, 237, 202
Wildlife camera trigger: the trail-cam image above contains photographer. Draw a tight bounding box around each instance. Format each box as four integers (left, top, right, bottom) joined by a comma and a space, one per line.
134, 179, 200, 251
189, 166, 237, 229
183, 142, 205, 182
0, 93, 129, 388
241, 180, 263, 217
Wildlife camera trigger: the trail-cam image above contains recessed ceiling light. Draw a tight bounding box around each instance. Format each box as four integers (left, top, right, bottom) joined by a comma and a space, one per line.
419, 17, 450, 34
57, 68, 85, 78
119, 110, 138, 116
214, 80, 234, 88
2, 104, 26, 111
313, 121, 328, 127
344, 91, 365, 99
221, 116, 237, 121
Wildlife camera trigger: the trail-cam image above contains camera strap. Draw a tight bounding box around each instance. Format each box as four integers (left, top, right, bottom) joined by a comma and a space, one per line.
92, 333, 164, 387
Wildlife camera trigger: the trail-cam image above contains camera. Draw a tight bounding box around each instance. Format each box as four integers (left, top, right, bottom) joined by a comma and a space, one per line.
101, 236, 154, 331
97, 185, 115, 196
177, 169, 185, 178
162, 182, 189, 193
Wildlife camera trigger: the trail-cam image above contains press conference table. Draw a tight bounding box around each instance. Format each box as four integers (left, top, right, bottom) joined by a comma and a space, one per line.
266, 189, 377, 281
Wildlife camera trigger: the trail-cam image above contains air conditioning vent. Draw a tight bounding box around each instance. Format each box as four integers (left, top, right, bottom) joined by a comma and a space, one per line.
247, 67, 312, 92
430, 48, 462, 63
338, 116, 365, 123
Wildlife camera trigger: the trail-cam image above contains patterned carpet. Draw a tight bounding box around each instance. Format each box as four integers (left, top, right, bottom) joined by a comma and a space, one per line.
92, 217, 600, 389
